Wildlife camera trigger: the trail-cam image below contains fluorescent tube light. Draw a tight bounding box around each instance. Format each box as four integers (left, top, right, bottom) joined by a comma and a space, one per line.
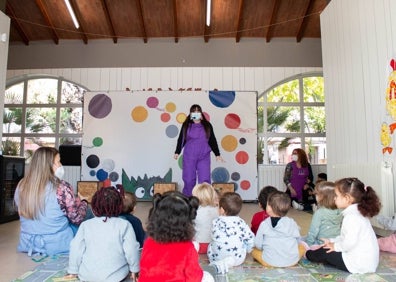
206, 0, 211, 26
64, 0, 80, 29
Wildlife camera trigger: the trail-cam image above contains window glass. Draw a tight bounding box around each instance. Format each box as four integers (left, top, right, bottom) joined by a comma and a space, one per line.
5, 83, 23, 104
3, 108, 22, 133
267, 79, 299, 102
2, 137, 21, 155
305, 137, 327, 164
61, 81, 85, 104
304, 106, 325, 133
25, 108, 56, 133
303, 77, 325, 102
27, 79, 58, 104
267, 106, 300, 133
59, 107, 83, 133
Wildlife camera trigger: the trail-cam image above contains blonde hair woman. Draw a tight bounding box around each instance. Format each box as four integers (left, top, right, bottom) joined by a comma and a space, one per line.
15, 147, 88, 256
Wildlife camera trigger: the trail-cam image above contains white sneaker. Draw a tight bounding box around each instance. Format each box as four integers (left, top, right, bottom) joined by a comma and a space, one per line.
292, 200, 304, 211
311, 204, 318, 212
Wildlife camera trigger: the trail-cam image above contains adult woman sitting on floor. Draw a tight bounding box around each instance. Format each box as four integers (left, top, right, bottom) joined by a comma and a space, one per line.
14, 147, 88, 256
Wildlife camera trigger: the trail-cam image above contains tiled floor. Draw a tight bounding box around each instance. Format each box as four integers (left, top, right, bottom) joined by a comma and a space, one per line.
0, 202, 311, 281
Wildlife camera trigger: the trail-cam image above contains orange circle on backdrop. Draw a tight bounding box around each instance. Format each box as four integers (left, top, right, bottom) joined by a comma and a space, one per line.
221, 135, 238, 152
176, 113, 187, 123
161, 112, 171, 122
131, 106, 148, 122
240, 180, 250, 190
235, 151, 249, 164
166, 102, 176, 113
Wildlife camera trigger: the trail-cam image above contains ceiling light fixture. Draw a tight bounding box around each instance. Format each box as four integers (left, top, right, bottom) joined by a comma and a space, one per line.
206, 0, 211, 26
64, 0, 79, 29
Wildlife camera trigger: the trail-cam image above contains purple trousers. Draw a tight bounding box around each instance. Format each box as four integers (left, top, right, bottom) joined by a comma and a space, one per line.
182, 151, 211, 196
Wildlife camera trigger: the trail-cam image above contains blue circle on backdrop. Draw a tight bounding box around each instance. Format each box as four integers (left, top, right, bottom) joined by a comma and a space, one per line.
211, 167, 230, 183
109, 171, 119, 182
96, 169, 108, 181
209, 91, 236, 108
90, 170, 96, 176
166, 124, 179, 138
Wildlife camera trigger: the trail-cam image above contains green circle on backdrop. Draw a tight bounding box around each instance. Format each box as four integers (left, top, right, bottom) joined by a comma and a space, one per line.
93, 137, 103, 147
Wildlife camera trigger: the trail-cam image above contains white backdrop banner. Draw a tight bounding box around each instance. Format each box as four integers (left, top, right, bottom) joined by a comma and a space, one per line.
81, 91, 257, 200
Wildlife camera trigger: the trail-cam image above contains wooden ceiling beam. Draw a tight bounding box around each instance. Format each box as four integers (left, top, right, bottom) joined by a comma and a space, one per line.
101, 0, 118, 43
235, 0, 244, 43
296, 0, 314, 42
69, 0, 88, 44
265, 0, 280, 43
136, 0, 148, 43
35, 0, 60, 44
203, 0, 210, 42
173, 0, 179, 43
6, 2, 30, 45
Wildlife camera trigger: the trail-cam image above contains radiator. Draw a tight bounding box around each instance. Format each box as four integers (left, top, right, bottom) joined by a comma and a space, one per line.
328, 162, 395, 220
259, 165, 327, 193
64, 166, 81, 194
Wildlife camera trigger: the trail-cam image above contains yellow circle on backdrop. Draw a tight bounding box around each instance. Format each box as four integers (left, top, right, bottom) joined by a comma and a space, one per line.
221, 135, 238, 152
131, 106, 148, 122
165, 102, 176, 113
176, 113, 187, 124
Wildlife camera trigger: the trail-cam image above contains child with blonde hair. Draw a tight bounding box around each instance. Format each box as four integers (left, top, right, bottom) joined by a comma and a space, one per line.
304, 181, 342, 247
306, 178, 381, 273
192, 182, 219, 254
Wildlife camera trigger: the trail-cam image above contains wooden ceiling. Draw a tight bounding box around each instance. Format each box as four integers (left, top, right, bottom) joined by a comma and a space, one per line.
4, 0, 330, 45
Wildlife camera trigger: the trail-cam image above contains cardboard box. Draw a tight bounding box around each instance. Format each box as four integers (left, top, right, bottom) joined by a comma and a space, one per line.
212, 183, 235, 195
153, 182, 177, 195
77, 181, 103, 203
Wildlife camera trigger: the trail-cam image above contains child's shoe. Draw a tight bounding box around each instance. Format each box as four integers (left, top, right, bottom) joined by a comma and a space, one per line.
292, 200, 304, 211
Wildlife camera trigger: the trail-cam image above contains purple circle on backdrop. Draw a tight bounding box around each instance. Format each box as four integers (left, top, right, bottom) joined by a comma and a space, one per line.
86, 155, 100, 168
166, 125, 179, 138
146, 97, 159, 108
109, 171, 119, 182
88, 94, 112, 119
231, 172, 240, 181
96, 169, 108, 181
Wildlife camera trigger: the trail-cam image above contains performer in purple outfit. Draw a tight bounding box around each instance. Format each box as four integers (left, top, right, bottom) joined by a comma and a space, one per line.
174, 104, 224, 196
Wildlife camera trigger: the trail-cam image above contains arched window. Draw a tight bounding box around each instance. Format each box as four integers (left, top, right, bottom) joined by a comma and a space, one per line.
2, 75, 87, 161
258, 73, 326, 165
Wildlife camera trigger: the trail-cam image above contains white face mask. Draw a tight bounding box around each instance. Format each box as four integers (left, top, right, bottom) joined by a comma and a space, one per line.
291, 154, 298, 162
54, 166, 65, 180
190, 112, 202, 120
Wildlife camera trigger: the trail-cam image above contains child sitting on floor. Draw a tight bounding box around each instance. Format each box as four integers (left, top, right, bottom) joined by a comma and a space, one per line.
250, 185, 278, 235
192, 182, 219, 254
306, 177, 381, 274
67, 187, 140, 281
207, 192, 255, 274
119, 191, 146, 248
303, 181, 342, 247
139, 191, 214, 282
251, 191, 305, 267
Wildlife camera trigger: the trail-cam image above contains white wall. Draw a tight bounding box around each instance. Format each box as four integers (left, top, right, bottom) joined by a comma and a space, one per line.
321, 0, 396, 214
0, 12, 10, 146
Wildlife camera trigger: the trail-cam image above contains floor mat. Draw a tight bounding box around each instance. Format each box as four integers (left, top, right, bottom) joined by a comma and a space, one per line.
12, 252, 396, 282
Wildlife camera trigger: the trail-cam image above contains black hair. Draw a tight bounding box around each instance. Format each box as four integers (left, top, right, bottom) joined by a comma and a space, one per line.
257, 186, 277, 210
146, 191, 199, 243
91, 186, 123, 222
181, 104, 211, 140
317, 173, 327, 181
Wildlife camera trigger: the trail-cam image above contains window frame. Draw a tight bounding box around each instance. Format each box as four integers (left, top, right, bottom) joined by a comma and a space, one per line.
3, 74, 88, 158
258, 72, 326, 165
